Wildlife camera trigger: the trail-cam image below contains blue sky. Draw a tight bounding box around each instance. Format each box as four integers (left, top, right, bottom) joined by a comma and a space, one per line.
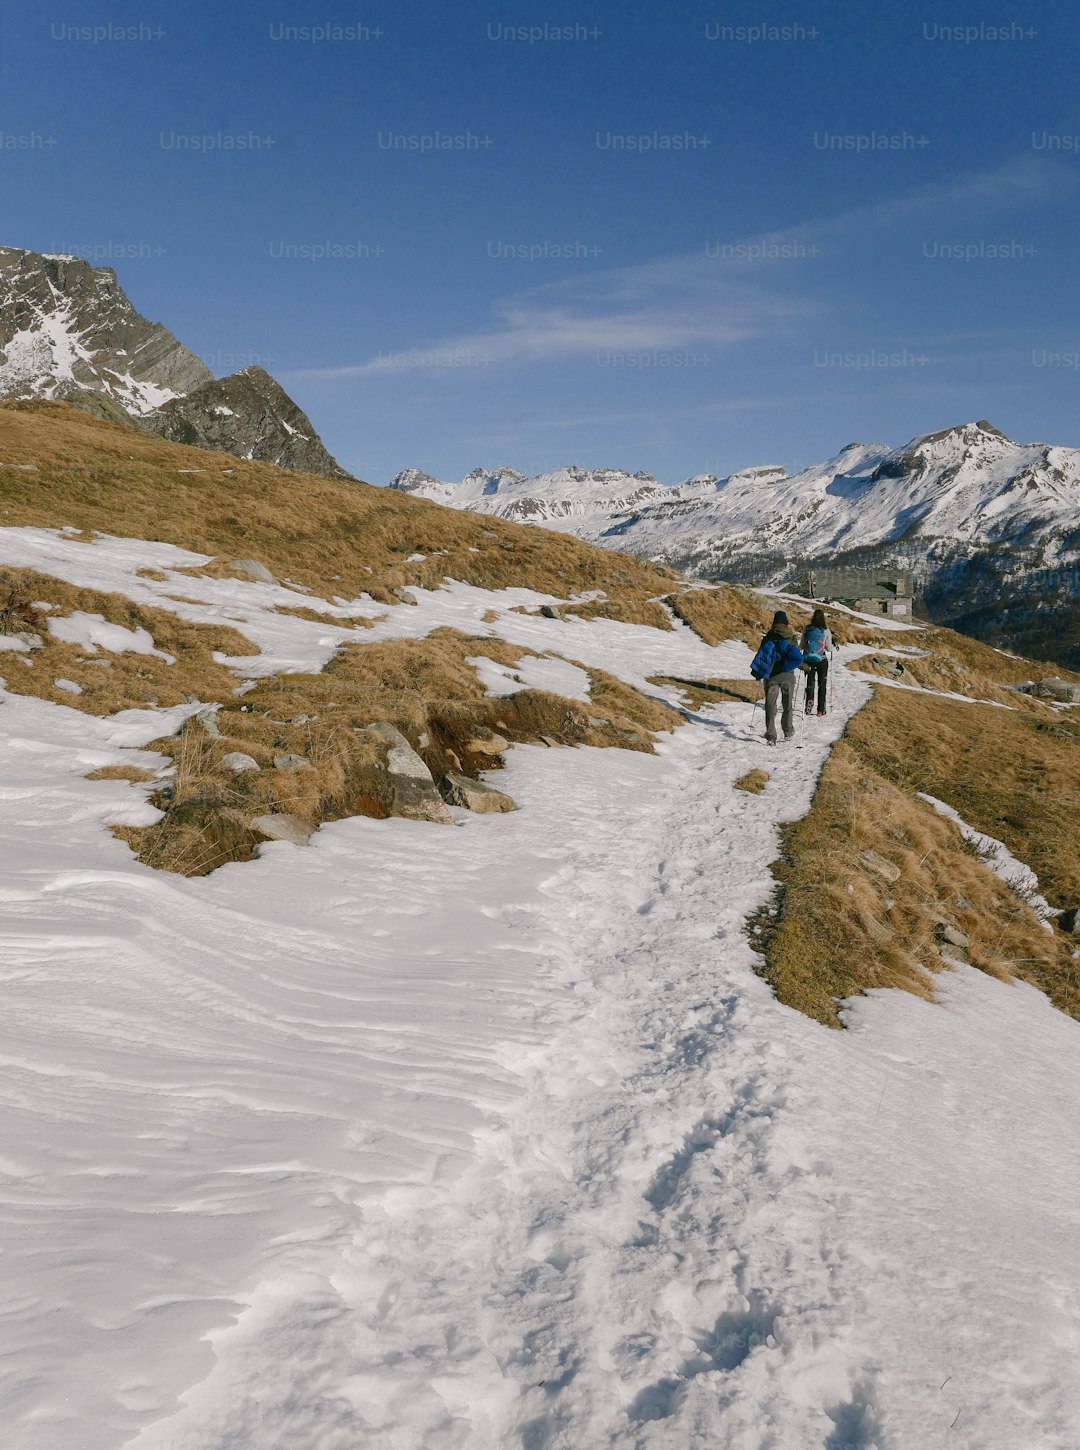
3, 0, 1079, 481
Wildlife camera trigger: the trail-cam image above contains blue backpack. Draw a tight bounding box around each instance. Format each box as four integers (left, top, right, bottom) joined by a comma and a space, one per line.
803, 626, 827, 664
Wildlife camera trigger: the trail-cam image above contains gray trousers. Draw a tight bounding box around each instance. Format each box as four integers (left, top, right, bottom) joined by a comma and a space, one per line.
765, 671, 796, 742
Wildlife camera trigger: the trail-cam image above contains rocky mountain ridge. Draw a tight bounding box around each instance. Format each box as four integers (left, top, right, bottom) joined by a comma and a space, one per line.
0, 246, 350, 478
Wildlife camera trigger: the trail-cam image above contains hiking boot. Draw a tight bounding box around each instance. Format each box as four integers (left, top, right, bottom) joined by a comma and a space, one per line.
817, 709, 826, 717
766, 738, 777, 747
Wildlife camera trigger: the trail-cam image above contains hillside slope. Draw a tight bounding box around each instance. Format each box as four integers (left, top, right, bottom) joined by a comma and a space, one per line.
2, 402, 1080, 1447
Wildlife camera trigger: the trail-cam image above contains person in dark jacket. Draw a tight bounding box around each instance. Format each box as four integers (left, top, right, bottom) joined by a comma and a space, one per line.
758, 610, 803, 745
799, 608, 836, 717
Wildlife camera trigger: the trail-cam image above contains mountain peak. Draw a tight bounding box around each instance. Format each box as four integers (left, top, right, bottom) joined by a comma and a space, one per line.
0, 244, 350, 477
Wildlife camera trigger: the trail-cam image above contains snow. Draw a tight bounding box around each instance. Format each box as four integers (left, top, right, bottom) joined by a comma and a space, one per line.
468, 652, 592, 702
0, 634, 30, 652
53, 676, 82, 693
1, 595, 1079, 1448
389, 424, 1080, 590
0, 526, 747, 692
47, 610, 176, 662
918, 792, 1055, 928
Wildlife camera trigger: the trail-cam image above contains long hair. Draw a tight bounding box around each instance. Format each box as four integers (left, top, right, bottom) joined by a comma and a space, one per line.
810, 608, 827, 629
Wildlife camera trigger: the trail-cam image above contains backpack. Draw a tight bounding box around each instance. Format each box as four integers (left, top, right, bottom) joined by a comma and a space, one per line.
750, 638, 780, 681
803, 626, 827, 664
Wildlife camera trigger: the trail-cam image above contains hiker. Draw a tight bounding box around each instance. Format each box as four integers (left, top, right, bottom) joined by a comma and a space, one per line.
799, 608, 836, 717
750, 610, 803, 746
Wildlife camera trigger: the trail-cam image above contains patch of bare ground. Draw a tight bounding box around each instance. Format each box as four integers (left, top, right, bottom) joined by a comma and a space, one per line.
0, 568, 254, 713
648, 675, 760, 708
85, 765, 158, 783
734, 768, 769, 795
752, 673, 1080, 1027
119, 629, 682, 875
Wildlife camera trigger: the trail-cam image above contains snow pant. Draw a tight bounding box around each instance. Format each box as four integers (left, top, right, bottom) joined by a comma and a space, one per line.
805, 658, 828, 713
765, 671, 796, 743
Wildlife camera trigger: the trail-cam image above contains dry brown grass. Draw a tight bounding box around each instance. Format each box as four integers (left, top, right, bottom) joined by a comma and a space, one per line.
119, 630, 682, 873
854, 625, 1080, 711
734, 768, 769, 795
667, 584, 791, 647
0, 401, 682, 622
85, 764, 158, 783
647, 675, 762, 709
846, 686, 1080, 914
562, 596, 673, 631
750, 740, 1076, 1027
0, 568, 255, 714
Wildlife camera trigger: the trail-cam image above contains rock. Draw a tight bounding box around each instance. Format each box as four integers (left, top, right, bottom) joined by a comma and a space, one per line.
273, 753, 313, 772
440, 771, 516, 814
228, 559, 277, 585
858, 848, 901, 883
934, 921, 970, 950
465, 733, 509, 756
251, 813, 314, 846
1034, 677, 1080, 703
539, 604, 563, 620
1060, 907, 1079, 934
15, 630, 44, 650
194, 708, 220, 738
586, 715, 609, 729
363, 721, 452, 824
391, 586, 418, 606
538, 735, 561, 748
220, 751, 259, 774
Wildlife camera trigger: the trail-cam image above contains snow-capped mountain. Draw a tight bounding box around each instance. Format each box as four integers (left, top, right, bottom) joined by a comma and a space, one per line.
0, 246, 350, 477
391, 462, 681, 522
392, 423, 1080, 666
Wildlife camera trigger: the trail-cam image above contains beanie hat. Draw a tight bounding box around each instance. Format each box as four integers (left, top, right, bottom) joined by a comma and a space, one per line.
772, 610, 789, 625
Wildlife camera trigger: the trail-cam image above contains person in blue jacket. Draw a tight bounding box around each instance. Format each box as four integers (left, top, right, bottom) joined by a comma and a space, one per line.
754, 610, 804, 745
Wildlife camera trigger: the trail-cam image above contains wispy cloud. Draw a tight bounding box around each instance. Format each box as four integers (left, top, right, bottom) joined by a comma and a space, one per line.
287, 156, 1072, 381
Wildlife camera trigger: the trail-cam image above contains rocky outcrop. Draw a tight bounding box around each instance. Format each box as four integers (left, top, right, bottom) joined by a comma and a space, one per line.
0, 246, 351, 479
143, 366, 352, 478
363, 721, 452, 824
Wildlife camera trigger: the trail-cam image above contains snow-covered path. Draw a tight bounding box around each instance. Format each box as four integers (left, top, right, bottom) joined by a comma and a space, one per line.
3, 661, 1080, 1449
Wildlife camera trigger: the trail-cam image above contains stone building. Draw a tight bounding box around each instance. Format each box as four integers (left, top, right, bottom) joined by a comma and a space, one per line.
800, 568, 914, 619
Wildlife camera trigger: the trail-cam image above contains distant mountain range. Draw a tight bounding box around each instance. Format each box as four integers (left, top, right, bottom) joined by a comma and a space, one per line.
0, 246, 350, 477
391, 422, 1080, 667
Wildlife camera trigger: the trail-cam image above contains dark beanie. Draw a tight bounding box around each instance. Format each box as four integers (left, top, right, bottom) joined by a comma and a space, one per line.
772, 610, 789, 625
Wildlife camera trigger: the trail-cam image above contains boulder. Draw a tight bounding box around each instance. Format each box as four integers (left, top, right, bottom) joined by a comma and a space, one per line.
229, 558, 278, 585
440, 771, 516, 814
363, 721, 452, 824
934, 921, 970, 950
540, 603, 564, 620
273, 753, 313, 772
858, 848, 901, 883
465, 733, 509, 756
251, 813, 313, 846
220, 751, 259, 774
1035, 677, 1080, 704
